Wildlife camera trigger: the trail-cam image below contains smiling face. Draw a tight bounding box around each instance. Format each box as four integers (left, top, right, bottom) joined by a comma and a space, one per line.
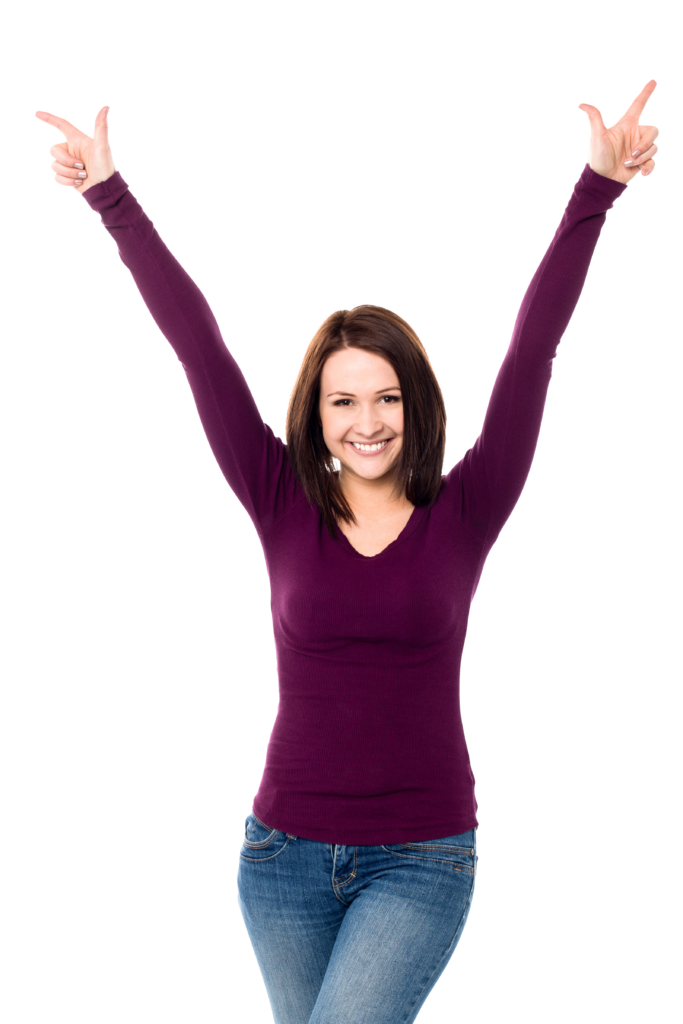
318, 346, 404, 486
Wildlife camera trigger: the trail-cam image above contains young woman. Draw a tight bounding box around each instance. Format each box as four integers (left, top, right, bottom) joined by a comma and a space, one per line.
36, 81, 658, 1024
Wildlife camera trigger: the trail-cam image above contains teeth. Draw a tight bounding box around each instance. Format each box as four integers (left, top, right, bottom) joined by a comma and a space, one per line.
351, 440, 389, 452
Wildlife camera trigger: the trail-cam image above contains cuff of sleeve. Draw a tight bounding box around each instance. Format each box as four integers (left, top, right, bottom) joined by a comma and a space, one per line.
577, 161, 630, 201
80, 168, 129, 210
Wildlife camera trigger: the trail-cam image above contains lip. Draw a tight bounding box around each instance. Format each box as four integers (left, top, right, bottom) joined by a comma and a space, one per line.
345, 438, 394, 457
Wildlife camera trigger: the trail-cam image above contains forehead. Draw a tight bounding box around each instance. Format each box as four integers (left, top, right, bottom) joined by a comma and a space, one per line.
321, 347, 399, 386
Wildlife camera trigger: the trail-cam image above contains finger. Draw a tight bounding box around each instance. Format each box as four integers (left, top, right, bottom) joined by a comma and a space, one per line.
55, 171, 85, 188
641, 158, 655, 177
638, 122, 659, 147
50, 145, 85, 169
625, 142, 658, 168
626, 78, 659, 118
50, 144, 88, 178
35, 109, 81, 139
52, 158, 87, 181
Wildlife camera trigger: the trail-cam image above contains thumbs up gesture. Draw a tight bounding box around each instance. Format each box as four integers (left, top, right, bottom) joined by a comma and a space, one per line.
35, 105, 116, 193
578, 80, 658, 184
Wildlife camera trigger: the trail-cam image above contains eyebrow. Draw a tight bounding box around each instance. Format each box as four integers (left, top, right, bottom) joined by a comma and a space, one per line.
326, 387, 401, 398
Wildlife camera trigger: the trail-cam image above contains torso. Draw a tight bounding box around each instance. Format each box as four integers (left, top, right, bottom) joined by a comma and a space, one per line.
336, 501, 416, 557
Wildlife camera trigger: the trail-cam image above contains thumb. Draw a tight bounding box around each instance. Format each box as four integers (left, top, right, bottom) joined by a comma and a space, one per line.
93, 106, 110, 148
96, 102, 112, 134
578, 103, 606, 132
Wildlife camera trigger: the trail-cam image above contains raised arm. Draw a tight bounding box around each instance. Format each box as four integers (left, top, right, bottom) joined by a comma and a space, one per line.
36, 104, 304, 537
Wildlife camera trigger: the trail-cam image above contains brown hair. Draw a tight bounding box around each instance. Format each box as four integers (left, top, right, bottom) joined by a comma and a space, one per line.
286, 304, 447, 539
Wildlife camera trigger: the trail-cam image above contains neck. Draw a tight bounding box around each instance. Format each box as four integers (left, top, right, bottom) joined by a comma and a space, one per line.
337, 468, 411, 515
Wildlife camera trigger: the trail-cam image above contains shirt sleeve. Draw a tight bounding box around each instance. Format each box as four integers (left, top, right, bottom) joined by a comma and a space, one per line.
81, 172, 305, 537
440, 163, 628, 546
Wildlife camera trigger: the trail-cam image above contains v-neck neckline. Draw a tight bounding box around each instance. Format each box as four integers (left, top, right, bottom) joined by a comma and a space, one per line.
337, 503, 421, 561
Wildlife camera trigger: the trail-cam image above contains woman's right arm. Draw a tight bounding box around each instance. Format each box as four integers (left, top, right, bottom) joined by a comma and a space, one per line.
37, 107, 303, 537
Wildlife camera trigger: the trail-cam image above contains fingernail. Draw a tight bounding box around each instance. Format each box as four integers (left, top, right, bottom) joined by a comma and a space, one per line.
75, 162, 84, 169
632, 150, 641, 157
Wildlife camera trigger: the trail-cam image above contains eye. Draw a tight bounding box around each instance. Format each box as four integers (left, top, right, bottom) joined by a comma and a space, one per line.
331, 393, 397, 405
380, 395, 400, 403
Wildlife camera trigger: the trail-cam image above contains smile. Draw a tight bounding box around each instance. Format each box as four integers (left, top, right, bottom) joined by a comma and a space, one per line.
346, 438, 393, 455
348, 438, 395, 458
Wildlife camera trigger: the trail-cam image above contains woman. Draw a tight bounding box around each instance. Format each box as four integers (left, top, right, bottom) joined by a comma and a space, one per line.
36, 81, 658, 1024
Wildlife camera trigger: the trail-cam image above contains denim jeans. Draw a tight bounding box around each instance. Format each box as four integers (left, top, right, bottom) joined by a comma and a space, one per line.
237, 811, 478, 1024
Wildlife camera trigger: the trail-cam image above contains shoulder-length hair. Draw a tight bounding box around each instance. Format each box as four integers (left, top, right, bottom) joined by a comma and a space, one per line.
286, 304, 446, 539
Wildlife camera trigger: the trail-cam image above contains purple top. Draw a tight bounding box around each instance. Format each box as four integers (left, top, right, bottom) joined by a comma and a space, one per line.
83, 165, 627, 844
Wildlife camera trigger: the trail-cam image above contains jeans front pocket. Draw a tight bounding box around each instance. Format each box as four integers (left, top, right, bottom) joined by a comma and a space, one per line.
240, 812, 295, 862
382, 828, 477, 874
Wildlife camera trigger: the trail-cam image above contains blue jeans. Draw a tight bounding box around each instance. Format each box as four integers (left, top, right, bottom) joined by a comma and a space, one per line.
237, 811, 478, 1024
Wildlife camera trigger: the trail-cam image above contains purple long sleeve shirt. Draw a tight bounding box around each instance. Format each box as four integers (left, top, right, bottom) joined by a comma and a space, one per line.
83, 165, 627, 845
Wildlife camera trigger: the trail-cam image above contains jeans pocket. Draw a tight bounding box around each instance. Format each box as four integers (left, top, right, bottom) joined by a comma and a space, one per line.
241, 812, 294, 862
243, 813, 279, 849
382, 829, 477, 873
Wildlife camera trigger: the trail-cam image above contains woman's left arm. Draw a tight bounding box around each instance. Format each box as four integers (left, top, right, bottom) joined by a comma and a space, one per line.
578, 78, 658, 185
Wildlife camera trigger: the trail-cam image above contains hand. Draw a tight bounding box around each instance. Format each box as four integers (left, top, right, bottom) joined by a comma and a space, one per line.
578, 80, 658, 184
35, 106, 116, 193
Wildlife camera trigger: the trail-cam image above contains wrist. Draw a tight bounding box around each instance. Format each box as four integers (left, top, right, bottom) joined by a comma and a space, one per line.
81, 168, 117, 195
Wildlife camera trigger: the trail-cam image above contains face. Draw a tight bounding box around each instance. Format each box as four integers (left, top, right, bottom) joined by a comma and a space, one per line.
318, 347, 404, 485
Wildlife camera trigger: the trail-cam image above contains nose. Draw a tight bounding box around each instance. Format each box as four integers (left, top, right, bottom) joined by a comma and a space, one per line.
356, 411, 387, 436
